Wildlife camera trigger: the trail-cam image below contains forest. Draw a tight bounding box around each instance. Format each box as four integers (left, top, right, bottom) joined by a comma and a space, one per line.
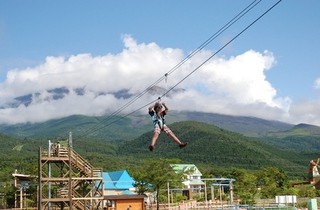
0, 119, 320, 208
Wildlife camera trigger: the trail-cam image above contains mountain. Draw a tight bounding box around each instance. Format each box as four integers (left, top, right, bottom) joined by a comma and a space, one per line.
167, 111, 293, 137
0, 111, 294, 140
267, 123, 320, 138
0, 120, 314, 180
2, 85, 185, 109
0, 82, 295, 139
255, 123, 320, 154
1, 87, 135, 109
0, 114, 151, 142
116, 121, 309, 178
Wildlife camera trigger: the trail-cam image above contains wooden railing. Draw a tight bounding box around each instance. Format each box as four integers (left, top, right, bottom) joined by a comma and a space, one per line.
40, 146, 103, 209
70, 149, 94, 177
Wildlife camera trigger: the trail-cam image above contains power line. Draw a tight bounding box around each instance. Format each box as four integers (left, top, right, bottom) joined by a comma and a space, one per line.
79, 0, 282, 138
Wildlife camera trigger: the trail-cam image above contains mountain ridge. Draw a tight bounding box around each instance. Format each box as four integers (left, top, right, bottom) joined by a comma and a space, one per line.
0, 119, 317, 180
116, 121, 309, 178
0, 111, 297, 140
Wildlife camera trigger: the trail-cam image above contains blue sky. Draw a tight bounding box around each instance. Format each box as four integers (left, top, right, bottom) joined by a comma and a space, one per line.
0, 0, 319, 126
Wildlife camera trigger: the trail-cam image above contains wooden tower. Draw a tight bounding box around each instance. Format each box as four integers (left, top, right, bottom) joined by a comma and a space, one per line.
38, 137, 104, 209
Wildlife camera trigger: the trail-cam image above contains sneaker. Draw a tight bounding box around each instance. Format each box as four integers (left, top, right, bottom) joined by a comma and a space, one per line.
149, 145, 154, 152
179, 142, 188, 149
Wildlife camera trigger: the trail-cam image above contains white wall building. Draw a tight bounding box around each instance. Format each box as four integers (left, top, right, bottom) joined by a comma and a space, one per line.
171, 164, 205, 192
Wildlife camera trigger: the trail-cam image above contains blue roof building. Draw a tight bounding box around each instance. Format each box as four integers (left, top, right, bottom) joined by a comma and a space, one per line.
103, 170, 136, 195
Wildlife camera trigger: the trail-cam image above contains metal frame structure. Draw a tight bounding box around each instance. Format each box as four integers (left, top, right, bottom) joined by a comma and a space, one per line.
166, 177, 235, 209
12, 170, 37, 209
38, 138, 104, 210
208, 178, 235, 206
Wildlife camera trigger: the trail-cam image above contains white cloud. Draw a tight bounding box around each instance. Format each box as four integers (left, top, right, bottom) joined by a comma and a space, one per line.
0, 35, 315, 126
314, 78, 320, 89
288, 99, 320, 126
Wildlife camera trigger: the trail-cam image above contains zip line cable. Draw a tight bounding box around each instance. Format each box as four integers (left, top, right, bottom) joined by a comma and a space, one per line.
158, 0, 283, 100
79, 99, 159, 138
78, 0, 262, 138
160, 0, 262, 79
79, 0, 281, 138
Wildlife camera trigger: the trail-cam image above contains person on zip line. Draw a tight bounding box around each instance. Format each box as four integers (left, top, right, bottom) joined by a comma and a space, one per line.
148, 101, 187, 152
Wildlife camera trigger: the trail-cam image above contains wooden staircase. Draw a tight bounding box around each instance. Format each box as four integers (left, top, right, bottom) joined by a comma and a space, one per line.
38, 143, 104, 210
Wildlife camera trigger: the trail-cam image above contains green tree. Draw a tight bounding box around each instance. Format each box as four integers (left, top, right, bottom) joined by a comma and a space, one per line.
231, 169, 257, 205
296, 185, 316, 198
131, 158, 183, 210
3, 185, 15, 208
256, 167, 289, 198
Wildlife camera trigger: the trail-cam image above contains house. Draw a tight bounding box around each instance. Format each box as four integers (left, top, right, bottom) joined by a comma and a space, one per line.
104, 194, 146, 210
103, 170, 147, 209
103, 170, 136, 195
170, 164, 205, 192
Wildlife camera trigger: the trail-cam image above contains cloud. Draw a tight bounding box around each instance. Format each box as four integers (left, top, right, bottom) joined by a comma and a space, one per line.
315, 78, 320, 89
288, 99, 320, 126
0, 35, 311, 126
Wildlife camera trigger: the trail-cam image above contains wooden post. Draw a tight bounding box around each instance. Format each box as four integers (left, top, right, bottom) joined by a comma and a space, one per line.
167, 181, 170, 208
38, 147, 42, 210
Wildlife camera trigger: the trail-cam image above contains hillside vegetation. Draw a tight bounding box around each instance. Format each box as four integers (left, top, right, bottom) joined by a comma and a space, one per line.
0, 133, 38, 182
0, 111, 294, 140
1, 114, 320, 209
117, 121, 309, 178
0, 114, 151, 141
1, 116, 320, 183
